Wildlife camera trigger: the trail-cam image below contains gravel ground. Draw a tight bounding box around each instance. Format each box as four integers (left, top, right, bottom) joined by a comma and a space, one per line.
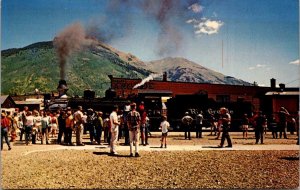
1, 132, 299, 189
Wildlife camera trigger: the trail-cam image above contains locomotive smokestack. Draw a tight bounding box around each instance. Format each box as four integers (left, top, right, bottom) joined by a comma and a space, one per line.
57, 80, 69, 97
270, 78, 276, 89
163, 72, 167, 82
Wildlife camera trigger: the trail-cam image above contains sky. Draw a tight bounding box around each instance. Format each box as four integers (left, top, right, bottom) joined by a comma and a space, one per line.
1, 0, 299, 87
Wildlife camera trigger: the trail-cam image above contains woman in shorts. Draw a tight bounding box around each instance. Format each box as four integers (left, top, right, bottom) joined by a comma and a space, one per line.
241, 114, 249, 139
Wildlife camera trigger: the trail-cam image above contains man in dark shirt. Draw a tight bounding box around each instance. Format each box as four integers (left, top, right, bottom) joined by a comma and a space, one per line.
182, 112, 193, 140
254, 111, 267, 144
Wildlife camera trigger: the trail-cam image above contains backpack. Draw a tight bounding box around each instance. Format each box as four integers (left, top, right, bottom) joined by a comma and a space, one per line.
129, 111, 139, 129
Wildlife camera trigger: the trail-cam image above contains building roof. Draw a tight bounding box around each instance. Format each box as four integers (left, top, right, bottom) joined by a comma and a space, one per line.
0, 95, 9, 105
137, 89, 173, 94
14, 101, 41, 105
265, 91, 300, 96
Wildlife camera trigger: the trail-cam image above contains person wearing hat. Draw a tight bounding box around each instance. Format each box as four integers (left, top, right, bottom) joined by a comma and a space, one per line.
218, 107, 232, 148
195, 111, 204, 138
1, 113, 12, 151
74, 106, 85, 146
181, 111, 193, 140
110, 105, 120, 155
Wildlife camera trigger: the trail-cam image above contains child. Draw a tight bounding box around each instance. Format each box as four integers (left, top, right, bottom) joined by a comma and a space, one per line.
159, 116, 170, 148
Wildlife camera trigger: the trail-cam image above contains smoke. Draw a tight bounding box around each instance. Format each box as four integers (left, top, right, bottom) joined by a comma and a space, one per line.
53, 22, 93, 80
133, 73, 162, 89
142, 0, 184, 57
87, 0, 202, 58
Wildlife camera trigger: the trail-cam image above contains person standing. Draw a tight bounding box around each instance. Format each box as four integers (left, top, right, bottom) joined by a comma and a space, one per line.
33, 110, 42, 142
127, 103, 141, 157
159, 116, 170, 148
95, 111, 103, 145
57, 111, 66, 145
87, 108, 97, 144
65, 109, 75, 146
74, 106, 84, 146
20, 106, 29, 141
254, 111, 267, 144
50, 112, 58, 138
123, 101, 131, 145
1, 113, 12, 151
195, 111, 203, 138
11, 112, 20, 142
110, 105, 120, 155
24, 111, 35, 145
241, 114, 249, 139
279, 107, 289, 139
182, 112, 193, 140
41, 111, 50, 144
140, 110, 148, 145
218, 107, 232, 148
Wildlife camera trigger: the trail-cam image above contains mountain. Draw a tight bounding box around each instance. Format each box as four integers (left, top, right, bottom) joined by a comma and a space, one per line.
146, 57, 251, 85
1, 40, 251, 97
1, 40, 151, 96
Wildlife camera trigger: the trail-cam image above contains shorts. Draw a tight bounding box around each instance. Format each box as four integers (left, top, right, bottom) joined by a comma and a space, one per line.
162, 132, 168, 137
242, 125, 249, 130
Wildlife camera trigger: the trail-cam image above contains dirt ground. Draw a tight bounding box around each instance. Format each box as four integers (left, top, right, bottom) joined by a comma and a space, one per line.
1, 131, 299, 189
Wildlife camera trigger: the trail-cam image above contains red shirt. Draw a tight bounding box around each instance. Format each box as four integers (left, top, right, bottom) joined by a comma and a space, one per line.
1, 117, 10, 128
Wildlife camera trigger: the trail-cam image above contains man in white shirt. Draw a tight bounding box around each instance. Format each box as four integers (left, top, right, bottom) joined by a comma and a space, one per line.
196, 111, 204, 138
110, 105, 120, 155
74, 106, 84, 146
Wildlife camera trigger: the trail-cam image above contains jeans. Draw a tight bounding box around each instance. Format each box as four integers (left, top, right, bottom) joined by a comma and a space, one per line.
129, 129, 140, 154
184, 125, 191, 140
65, 127, 73, 145
1, 128, 11, 150
196, 124, 202, 138
220, 129, 232, 147
25, 126, 32, 145
95, 127, 102, 144
255, 127, 264, 144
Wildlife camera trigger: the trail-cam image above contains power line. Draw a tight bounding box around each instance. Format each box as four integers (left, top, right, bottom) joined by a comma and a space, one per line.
286, 78, 300, 85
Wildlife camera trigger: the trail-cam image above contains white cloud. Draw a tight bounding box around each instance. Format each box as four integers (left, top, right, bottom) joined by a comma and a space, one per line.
187, 18, 224, 35
256, 64, 266, 68
248, 64, 269, 70
289, 59, 300, 65
188, 3, 203, 13
186, 19, 196, 24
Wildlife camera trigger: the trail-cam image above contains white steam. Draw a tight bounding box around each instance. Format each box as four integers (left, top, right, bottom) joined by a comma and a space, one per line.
133, 73, 161, 89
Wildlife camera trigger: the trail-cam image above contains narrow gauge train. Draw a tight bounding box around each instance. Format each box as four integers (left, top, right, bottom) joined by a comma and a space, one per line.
46, 80, 254, 131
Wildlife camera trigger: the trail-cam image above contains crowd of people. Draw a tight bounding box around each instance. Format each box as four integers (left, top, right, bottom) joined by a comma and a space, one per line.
1, 102, 299, 153
0, 101, 152, 156
180, 106, 299, 147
